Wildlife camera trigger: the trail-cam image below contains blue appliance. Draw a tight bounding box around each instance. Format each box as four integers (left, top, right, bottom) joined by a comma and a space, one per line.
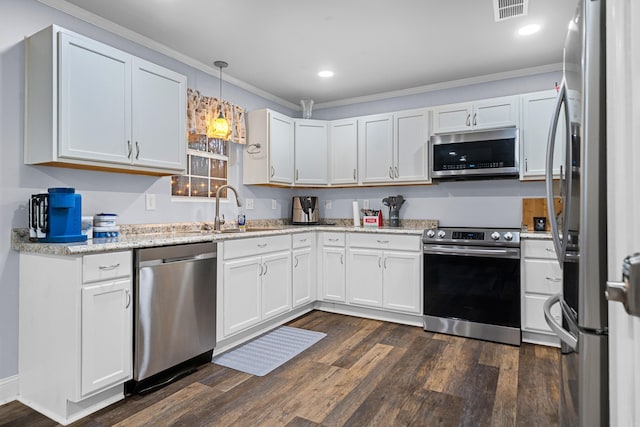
28, 188, 87, 243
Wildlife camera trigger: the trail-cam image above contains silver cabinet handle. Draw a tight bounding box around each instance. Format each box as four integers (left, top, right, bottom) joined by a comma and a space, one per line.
376, 239, 389, 244
259, 263, 264, 276
270, 166, 275, 178
99, 263, 120, 270
328, 238, 339, 242
294, 256, 299, 268
127, 140, 132, 159
125, 289, 131, 308
298, 238, 307, 243
389, 167, 393, 179
384, 257, 388, 269
353, 169, 357, 180
263, 262, 268, 276
378, 257, 382, 268
473, 113, 477, 126
545, 276, 562, 282
135, 141, 140, 160
466, 114, 471, 127
525, 158, 528, 173
546, 248, 555, 252
394, 166, 399, 178
257, 243, 268, 248
340, 254, 344, 264
295, 169, 299, 181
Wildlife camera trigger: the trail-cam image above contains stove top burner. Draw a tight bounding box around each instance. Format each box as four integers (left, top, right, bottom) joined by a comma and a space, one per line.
422, 227, 520, 247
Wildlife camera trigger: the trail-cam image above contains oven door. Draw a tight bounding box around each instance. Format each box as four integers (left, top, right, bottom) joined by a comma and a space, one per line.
423, 244, 521, 342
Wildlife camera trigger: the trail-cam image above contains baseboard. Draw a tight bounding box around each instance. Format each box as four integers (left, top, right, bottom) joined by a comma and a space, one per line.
0, 375, 19, 405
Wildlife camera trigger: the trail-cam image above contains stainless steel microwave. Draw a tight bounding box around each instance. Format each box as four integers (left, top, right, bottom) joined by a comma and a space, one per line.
429, 128, 519, 179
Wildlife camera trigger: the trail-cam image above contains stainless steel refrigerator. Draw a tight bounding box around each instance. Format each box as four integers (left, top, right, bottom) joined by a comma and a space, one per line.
543, 0, 608, 425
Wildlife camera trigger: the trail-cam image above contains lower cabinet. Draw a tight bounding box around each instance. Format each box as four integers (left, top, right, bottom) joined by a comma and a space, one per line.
292, 232, 316, 307
347, 234, 421, 314
19, 250, 132, 425
521, 237, 563, 346
319, 232, 346, 302
221, 235, 292, 337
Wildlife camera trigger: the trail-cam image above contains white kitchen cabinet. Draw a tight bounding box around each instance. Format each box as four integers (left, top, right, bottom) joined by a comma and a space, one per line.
320, 232, 346, 302
19, 250, 132, 425
25, 25, 186, 176
359, 114, 395, 183
347, 234, 421, 314
292, 233, 316, 307
394, 109, 431, 182
329, 119, 358, 184
294, 120, 328, 185
520, 90, 566, 180
243, 109, 294, 185
432, 96, 519, 133
521, 237, 563, 347
221, 235, 292, 337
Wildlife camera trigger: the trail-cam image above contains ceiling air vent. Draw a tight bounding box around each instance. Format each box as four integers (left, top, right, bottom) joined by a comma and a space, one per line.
493, 0, 528, 22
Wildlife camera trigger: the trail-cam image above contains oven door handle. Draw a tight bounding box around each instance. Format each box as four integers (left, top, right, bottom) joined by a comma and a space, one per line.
423, 245, 520, 259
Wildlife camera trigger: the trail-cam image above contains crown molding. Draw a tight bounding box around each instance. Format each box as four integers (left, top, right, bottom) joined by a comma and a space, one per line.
37, 0, 300, 111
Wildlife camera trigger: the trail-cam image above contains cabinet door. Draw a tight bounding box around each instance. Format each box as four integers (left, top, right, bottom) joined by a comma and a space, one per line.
261, 251, 292, 319
433, 103, 472, 133
395, 109, 430, 182
58, 32, 131, 164
523, 259, 563, 294
359, 114, 394, 183
322, 247, 346, 302
348, 248, 383, 307
131, 57, 187, 172
292, 247, 314, 307
223, 256, 262, 336
524, 294, 561, 333
294, 120, 328, 185
81, 278, 132, 396
329, 119, 358, 184
269, 111, 294, 184
382, 251, 421, 313
521, 91, 565, 179
473, 96, 519, 130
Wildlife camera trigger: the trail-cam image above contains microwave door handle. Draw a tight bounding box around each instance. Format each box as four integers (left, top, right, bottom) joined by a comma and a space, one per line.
546, 83, 569, 263
543, 294, 578, 350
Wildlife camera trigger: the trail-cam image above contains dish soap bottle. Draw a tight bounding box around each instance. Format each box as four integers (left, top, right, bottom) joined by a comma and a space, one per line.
238, 212, 246, 231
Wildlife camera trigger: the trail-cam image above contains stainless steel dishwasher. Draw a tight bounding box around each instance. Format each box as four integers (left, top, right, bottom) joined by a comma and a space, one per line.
129, 242, 216, 393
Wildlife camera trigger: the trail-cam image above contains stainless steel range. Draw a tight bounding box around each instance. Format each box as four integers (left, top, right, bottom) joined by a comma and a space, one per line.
422, 227, 521, 345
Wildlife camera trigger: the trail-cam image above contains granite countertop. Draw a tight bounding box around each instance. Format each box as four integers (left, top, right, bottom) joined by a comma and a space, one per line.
12, 218, 438, 256
520, 231, 553, 239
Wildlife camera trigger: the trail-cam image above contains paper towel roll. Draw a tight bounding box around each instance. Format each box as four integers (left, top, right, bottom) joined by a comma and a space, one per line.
352, 201, 360, 227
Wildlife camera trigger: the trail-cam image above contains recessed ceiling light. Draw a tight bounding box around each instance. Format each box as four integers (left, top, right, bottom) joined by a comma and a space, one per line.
318, 70, 334, 78
518, 24, 541, 36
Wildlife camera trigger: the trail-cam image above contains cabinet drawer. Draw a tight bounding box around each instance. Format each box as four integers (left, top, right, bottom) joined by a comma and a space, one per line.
224, 234, 291, 260
322, 232, 345, 247
523, 239, 558, 259
292, 232, 314, 249
83, 251, 132, 283
524, 294, 560, 333
348, 233, 420, 251
523, 259, 563, 294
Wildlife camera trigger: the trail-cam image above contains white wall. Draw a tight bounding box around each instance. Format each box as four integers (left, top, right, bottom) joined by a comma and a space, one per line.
0, 0, 559, 383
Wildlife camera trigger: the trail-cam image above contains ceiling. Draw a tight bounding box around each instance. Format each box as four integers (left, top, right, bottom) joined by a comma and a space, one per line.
41, 0, 577, 110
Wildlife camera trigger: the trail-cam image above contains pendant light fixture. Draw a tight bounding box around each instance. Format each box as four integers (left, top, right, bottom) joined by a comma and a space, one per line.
212, 60, 231, 140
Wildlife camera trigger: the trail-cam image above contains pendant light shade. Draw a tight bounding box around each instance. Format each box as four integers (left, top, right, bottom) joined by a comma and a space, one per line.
212, 60, 231, 140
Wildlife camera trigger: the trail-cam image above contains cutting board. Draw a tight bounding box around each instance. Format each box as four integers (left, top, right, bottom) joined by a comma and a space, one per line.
522, 197, 563, 232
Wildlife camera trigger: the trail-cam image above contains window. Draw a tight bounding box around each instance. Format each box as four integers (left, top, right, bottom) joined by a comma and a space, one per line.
171, 134, 229, 198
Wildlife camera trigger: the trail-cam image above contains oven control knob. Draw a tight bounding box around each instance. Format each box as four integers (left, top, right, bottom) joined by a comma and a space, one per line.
491, 232, 501, 240
504, 232, 513, 241
437, 230, 446, 239
426, 229, 436, 238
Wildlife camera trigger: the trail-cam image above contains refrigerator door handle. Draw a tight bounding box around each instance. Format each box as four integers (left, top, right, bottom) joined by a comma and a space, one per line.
545, 82, 572, 264
606, 253, 640, 318
544, 293, 578, 350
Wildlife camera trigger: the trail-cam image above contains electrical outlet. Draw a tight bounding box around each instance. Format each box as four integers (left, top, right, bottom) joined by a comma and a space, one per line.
362, 199, 370, 209
245, 198, 255, 210
325, 200, 332, 209
145, 193, 156, 211
272, 199, 277, 209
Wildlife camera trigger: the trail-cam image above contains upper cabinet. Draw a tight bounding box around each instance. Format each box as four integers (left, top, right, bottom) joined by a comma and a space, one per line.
520, 90, 566, 180
244, 109, 295, 185
294, 119, 328, 185
25, 26, 187, 176
432, 95, 519, 133
358, 110, 430, 184
329, 119, 358, 185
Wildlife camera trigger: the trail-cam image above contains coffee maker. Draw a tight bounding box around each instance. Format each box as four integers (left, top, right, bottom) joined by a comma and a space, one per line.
291, 196, 319, 224
28, 188, 87, 242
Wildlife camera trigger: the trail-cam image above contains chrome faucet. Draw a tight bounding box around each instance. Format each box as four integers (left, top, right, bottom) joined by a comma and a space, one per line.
215, 185, 242, 231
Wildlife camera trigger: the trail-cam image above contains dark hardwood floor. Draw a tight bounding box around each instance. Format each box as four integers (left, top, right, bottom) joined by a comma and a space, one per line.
0, 311, 560, 426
